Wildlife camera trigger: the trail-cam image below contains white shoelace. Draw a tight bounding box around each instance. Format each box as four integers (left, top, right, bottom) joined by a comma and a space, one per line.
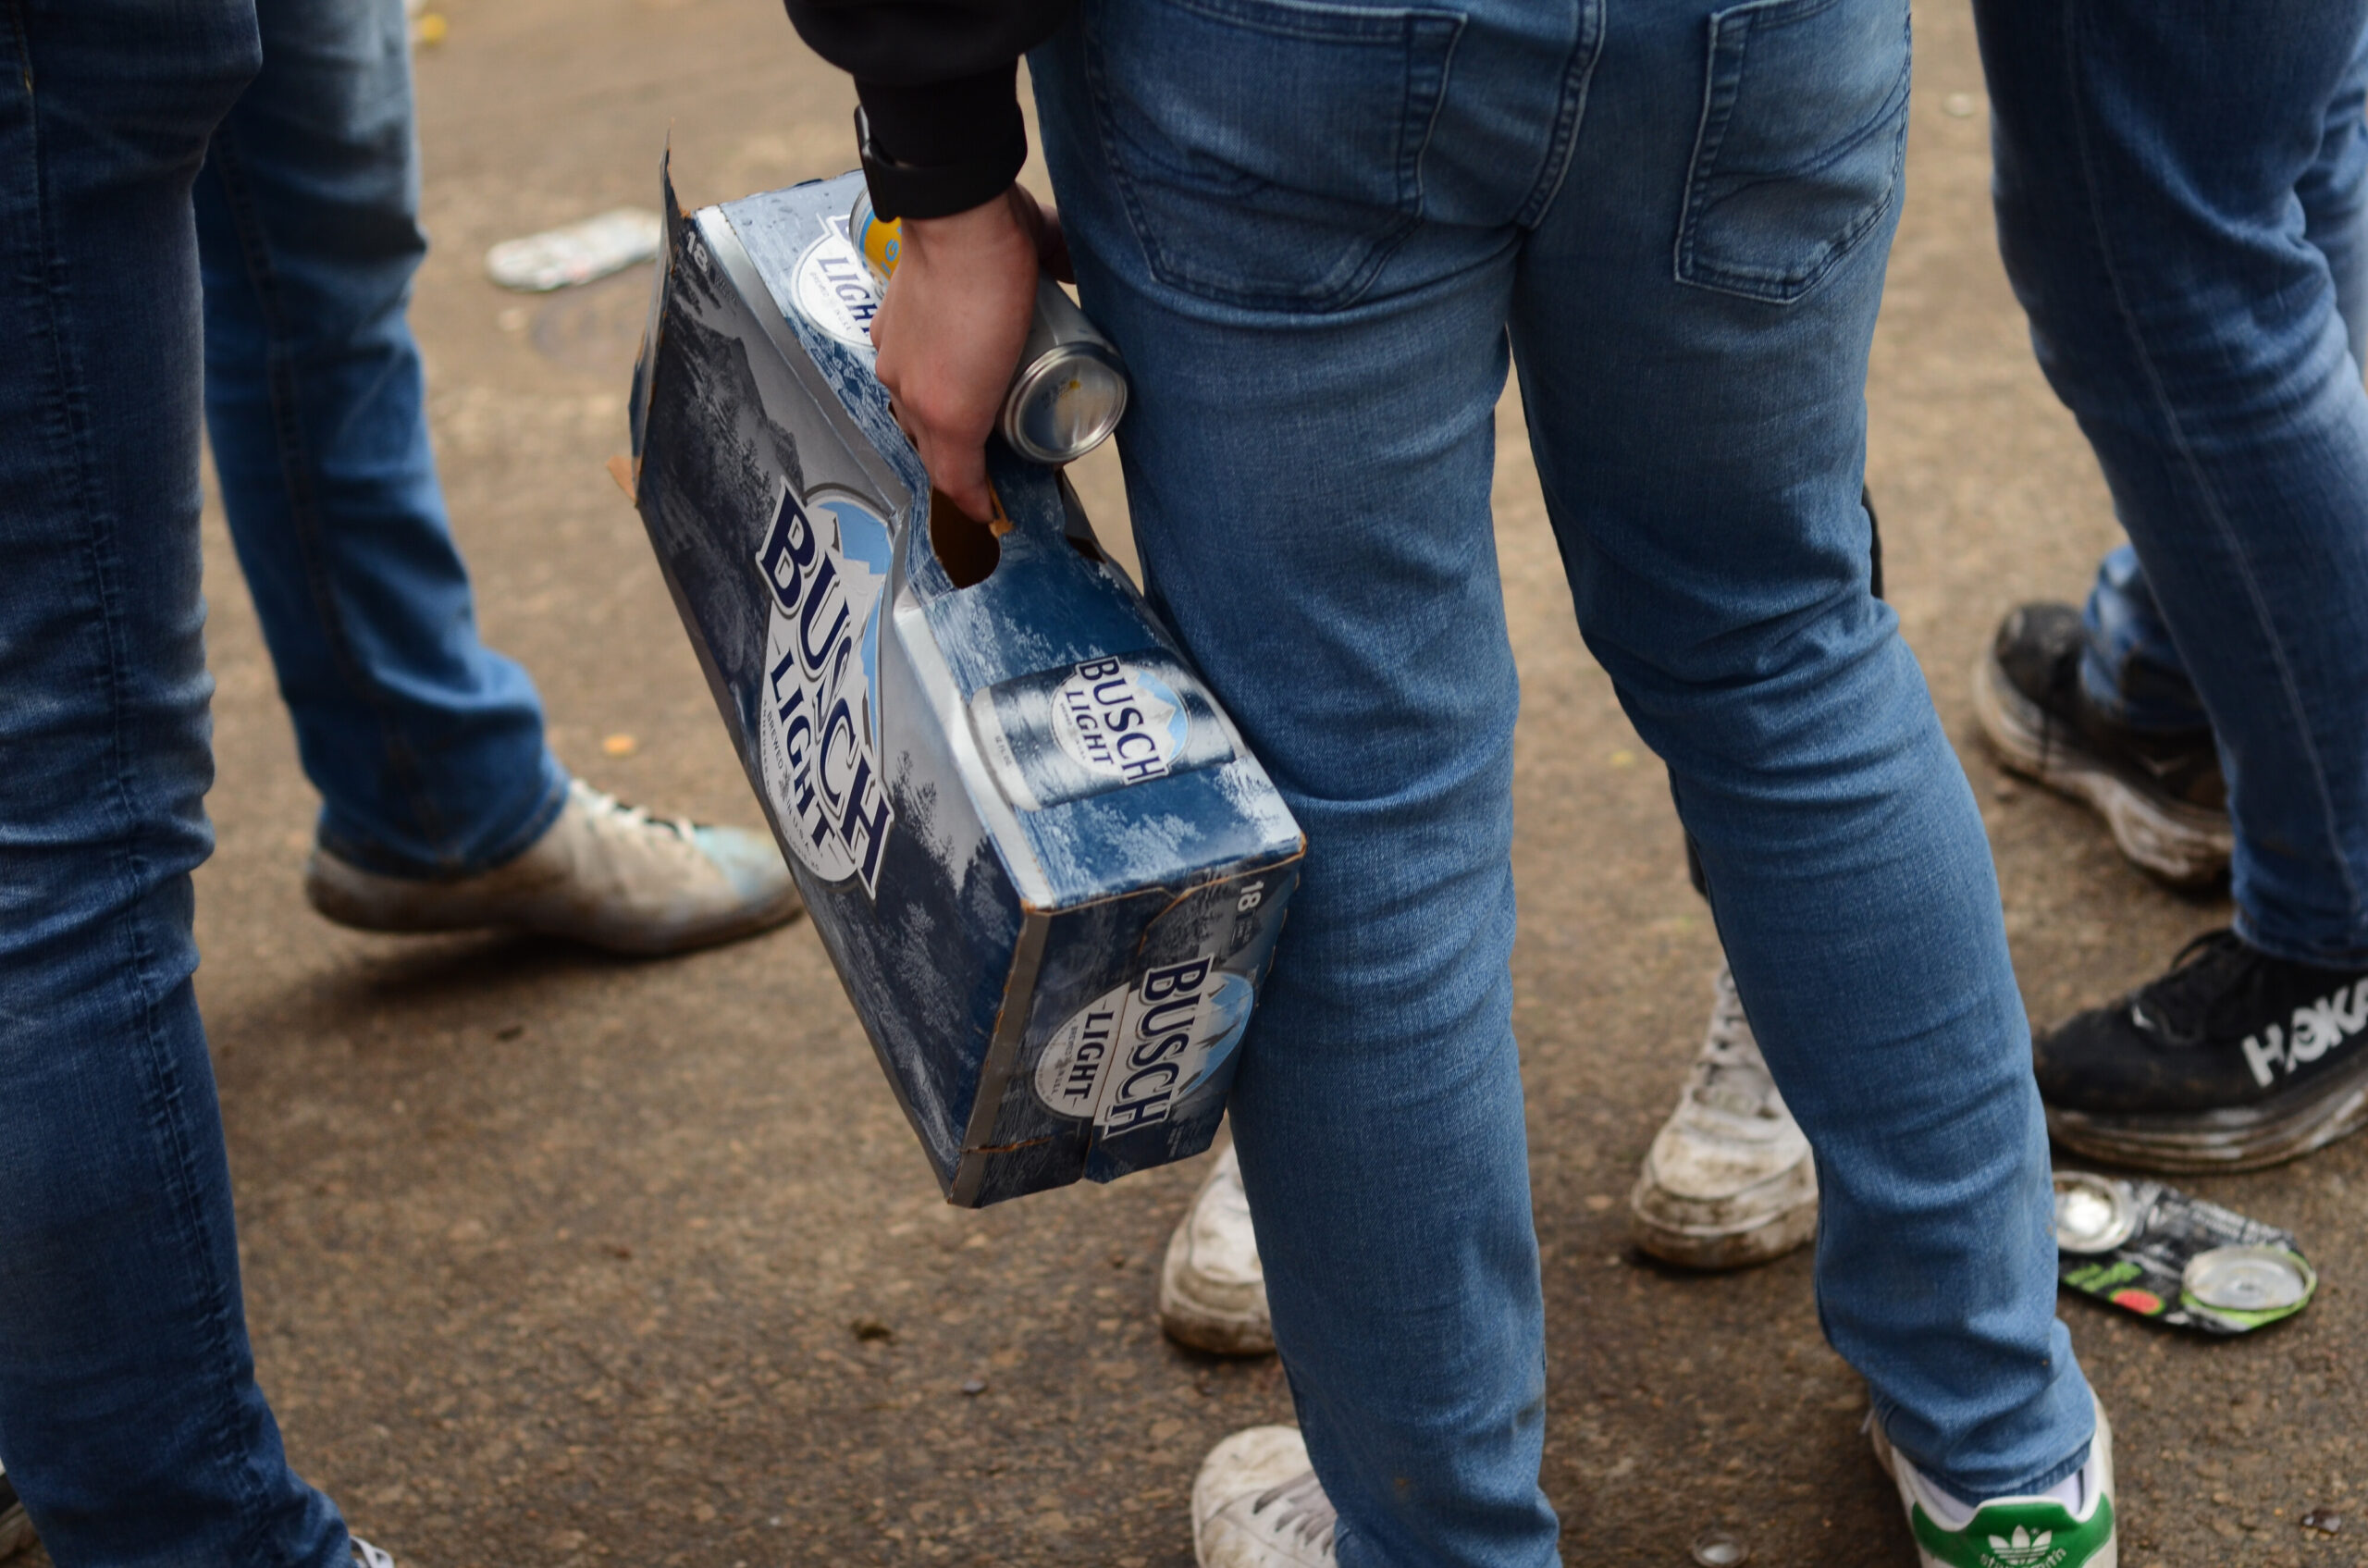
1693, 969, 1783, 1120
572, 779, 697, 843
1249, 1472, 1338, 1555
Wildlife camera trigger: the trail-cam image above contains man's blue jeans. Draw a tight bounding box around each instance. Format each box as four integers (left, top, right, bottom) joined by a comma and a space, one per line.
1, 1, 354, 1562
1032, 0, 2093, 1561
1977, 0, 2368, 969
2, 0, 552, 1557
201, 0, 564, 876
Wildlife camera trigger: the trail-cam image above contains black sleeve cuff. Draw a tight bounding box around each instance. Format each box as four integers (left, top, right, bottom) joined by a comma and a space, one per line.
856, 70, 1028, 219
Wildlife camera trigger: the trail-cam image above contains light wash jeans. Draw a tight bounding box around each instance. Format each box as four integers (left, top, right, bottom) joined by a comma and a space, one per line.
2, 0, 553, 1558
1977, 0, 2368, 968
1031, 0, 2093, 1562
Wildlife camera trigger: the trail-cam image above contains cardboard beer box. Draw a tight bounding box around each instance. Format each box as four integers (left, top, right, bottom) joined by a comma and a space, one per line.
624, 162, 1304, 1207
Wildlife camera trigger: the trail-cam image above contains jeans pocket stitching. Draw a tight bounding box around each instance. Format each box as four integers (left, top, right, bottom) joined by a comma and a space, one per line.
1674, 0, 1910, 304
1082, 0, 1462, 312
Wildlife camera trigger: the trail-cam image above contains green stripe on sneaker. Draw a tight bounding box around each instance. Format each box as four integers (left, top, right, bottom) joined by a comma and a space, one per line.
1910, 1498, 2114, 1568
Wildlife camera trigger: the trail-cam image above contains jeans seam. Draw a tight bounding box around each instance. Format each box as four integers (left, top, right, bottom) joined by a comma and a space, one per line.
204, 125, 460, 868
18, 19, 270, 1543
2062, 0, 2368, 940
1511, 0, 1601, 229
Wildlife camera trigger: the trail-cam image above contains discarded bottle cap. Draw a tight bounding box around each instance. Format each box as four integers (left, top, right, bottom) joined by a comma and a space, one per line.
1689, 1527, 1751, 1566
2052, 1171, 2140, 1253
2182, 1244, 2313, 1313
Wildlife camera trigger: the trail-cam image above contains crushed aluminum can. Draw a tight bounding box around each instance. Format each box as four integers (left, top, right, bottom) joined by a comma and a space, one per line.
2054, 1169, 2316, 1334
486, 208, 664, 293
2053, 1170, 2140, 1253
2182, 1244, 2315, 1323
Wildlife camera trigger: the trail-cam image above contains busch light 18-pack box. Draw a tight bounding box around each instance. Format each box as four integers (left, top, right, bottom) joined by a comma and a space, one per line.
625, 161, 1304, 1206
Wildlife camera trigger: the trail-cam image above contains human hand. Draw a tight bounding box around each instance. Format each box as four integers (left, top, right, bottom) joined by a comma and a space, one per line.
871, 186, 1063, 521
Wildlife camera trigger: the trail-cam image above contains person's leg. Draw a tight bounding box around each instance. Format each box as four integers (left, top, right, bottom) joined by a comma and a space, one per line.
191, 0, 799, 957
1975, 0, 2368, 1171
0, 4, 352, 1562
2078, 23, 2368, 740
196, 0, 563, 878
1979, 0, 2368, 967
1031, 2, 1572, 1560
2057, 30, 2368, 821
1508, 0, 2094, 1505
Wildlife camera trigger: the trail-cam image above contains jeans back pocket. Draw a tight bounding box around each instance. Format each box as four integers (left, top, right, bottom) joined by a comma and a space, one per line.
1676, 0, 1911, 304
1083, 0, 1465, 312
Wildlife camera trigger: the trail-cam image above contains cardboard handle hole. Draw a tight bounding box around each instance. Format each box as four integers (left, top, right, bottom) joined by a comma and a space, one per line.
930, 487, 1005, 589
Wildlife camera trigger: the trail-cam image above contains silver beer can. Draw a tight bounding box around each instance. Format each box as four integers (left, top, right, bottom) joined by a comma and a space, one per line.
851, 191, 1130, 466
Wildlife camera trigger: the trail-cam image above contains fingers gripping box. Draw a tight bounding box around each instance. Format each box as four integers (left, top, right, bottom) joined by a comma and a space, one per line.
626, 163, 1303, 1206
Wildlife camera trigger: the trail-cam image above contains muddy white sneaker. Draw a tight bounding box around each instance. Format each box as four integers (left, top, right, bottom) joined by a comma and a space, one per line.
1870, 1396, 2117, 1568
1629, 963, 1819, 1268
0, 1461, 30, 1560
306, 777, 802, 957
1192, 1427, 1337, 1568
1161, 1143, 1274, 1355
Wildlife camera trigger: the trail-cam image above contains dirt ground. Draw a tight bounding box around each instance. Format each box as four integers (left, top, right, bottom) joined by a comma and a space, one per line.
28, 0, 2363, 1564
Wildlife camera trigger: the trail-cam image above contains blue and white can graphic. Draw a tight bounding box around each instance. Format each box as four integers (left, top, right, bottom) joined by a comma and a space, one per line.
1032, 959, 1256, 1134
968, 649, 1236, 811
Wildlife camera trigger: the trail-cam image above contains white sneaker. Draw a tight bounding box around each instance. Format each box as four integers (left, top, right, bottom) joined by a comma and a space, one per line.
1192, 1427, 1338, 1568
1869, 1395, 2118, 1568
1160, 1143, 1274, 1355
352, 1540, 399, 1568
1628, 963, 1819, 1268
306, 777, 802, 957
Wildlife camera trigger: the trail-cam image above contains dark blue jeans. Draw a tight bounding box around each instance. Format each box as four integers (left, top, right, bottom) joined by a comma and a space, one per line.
0, 1, 352, 1562
1977, 0, 2368, 967
200, 0, 563, 877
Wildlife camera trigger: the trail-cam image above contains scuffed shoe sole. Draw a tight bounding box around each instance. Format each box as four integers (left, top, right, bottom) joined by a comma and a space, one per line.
1973, 648, 2230, 888
1160, 1262, 1276, 1355
1160, 1146, 1275, 1356
2047, 1063, 2368, 1174
1629, 1168, 1819, 1269
306, 846, 801, 956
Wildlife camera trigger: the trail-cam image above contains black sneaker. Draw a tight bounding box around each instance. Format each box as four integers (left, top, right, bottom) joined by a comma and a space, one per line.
1972, 602, 2231, 885
2038, 929, 2368, 1170
0, 1462, 30, 1561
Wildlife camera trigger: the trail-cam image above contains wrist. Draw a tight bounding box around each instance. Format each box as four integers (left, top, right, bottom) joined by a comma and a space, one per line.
903, 189, 1036, 265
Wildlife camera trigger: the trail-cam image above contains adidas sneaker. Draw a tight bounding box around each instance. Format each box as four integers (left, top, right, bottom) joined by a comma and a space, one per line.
2037, 929, 2368, 1171
1870, 1396, 2116, 1568
1972, 603, 2229, 887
